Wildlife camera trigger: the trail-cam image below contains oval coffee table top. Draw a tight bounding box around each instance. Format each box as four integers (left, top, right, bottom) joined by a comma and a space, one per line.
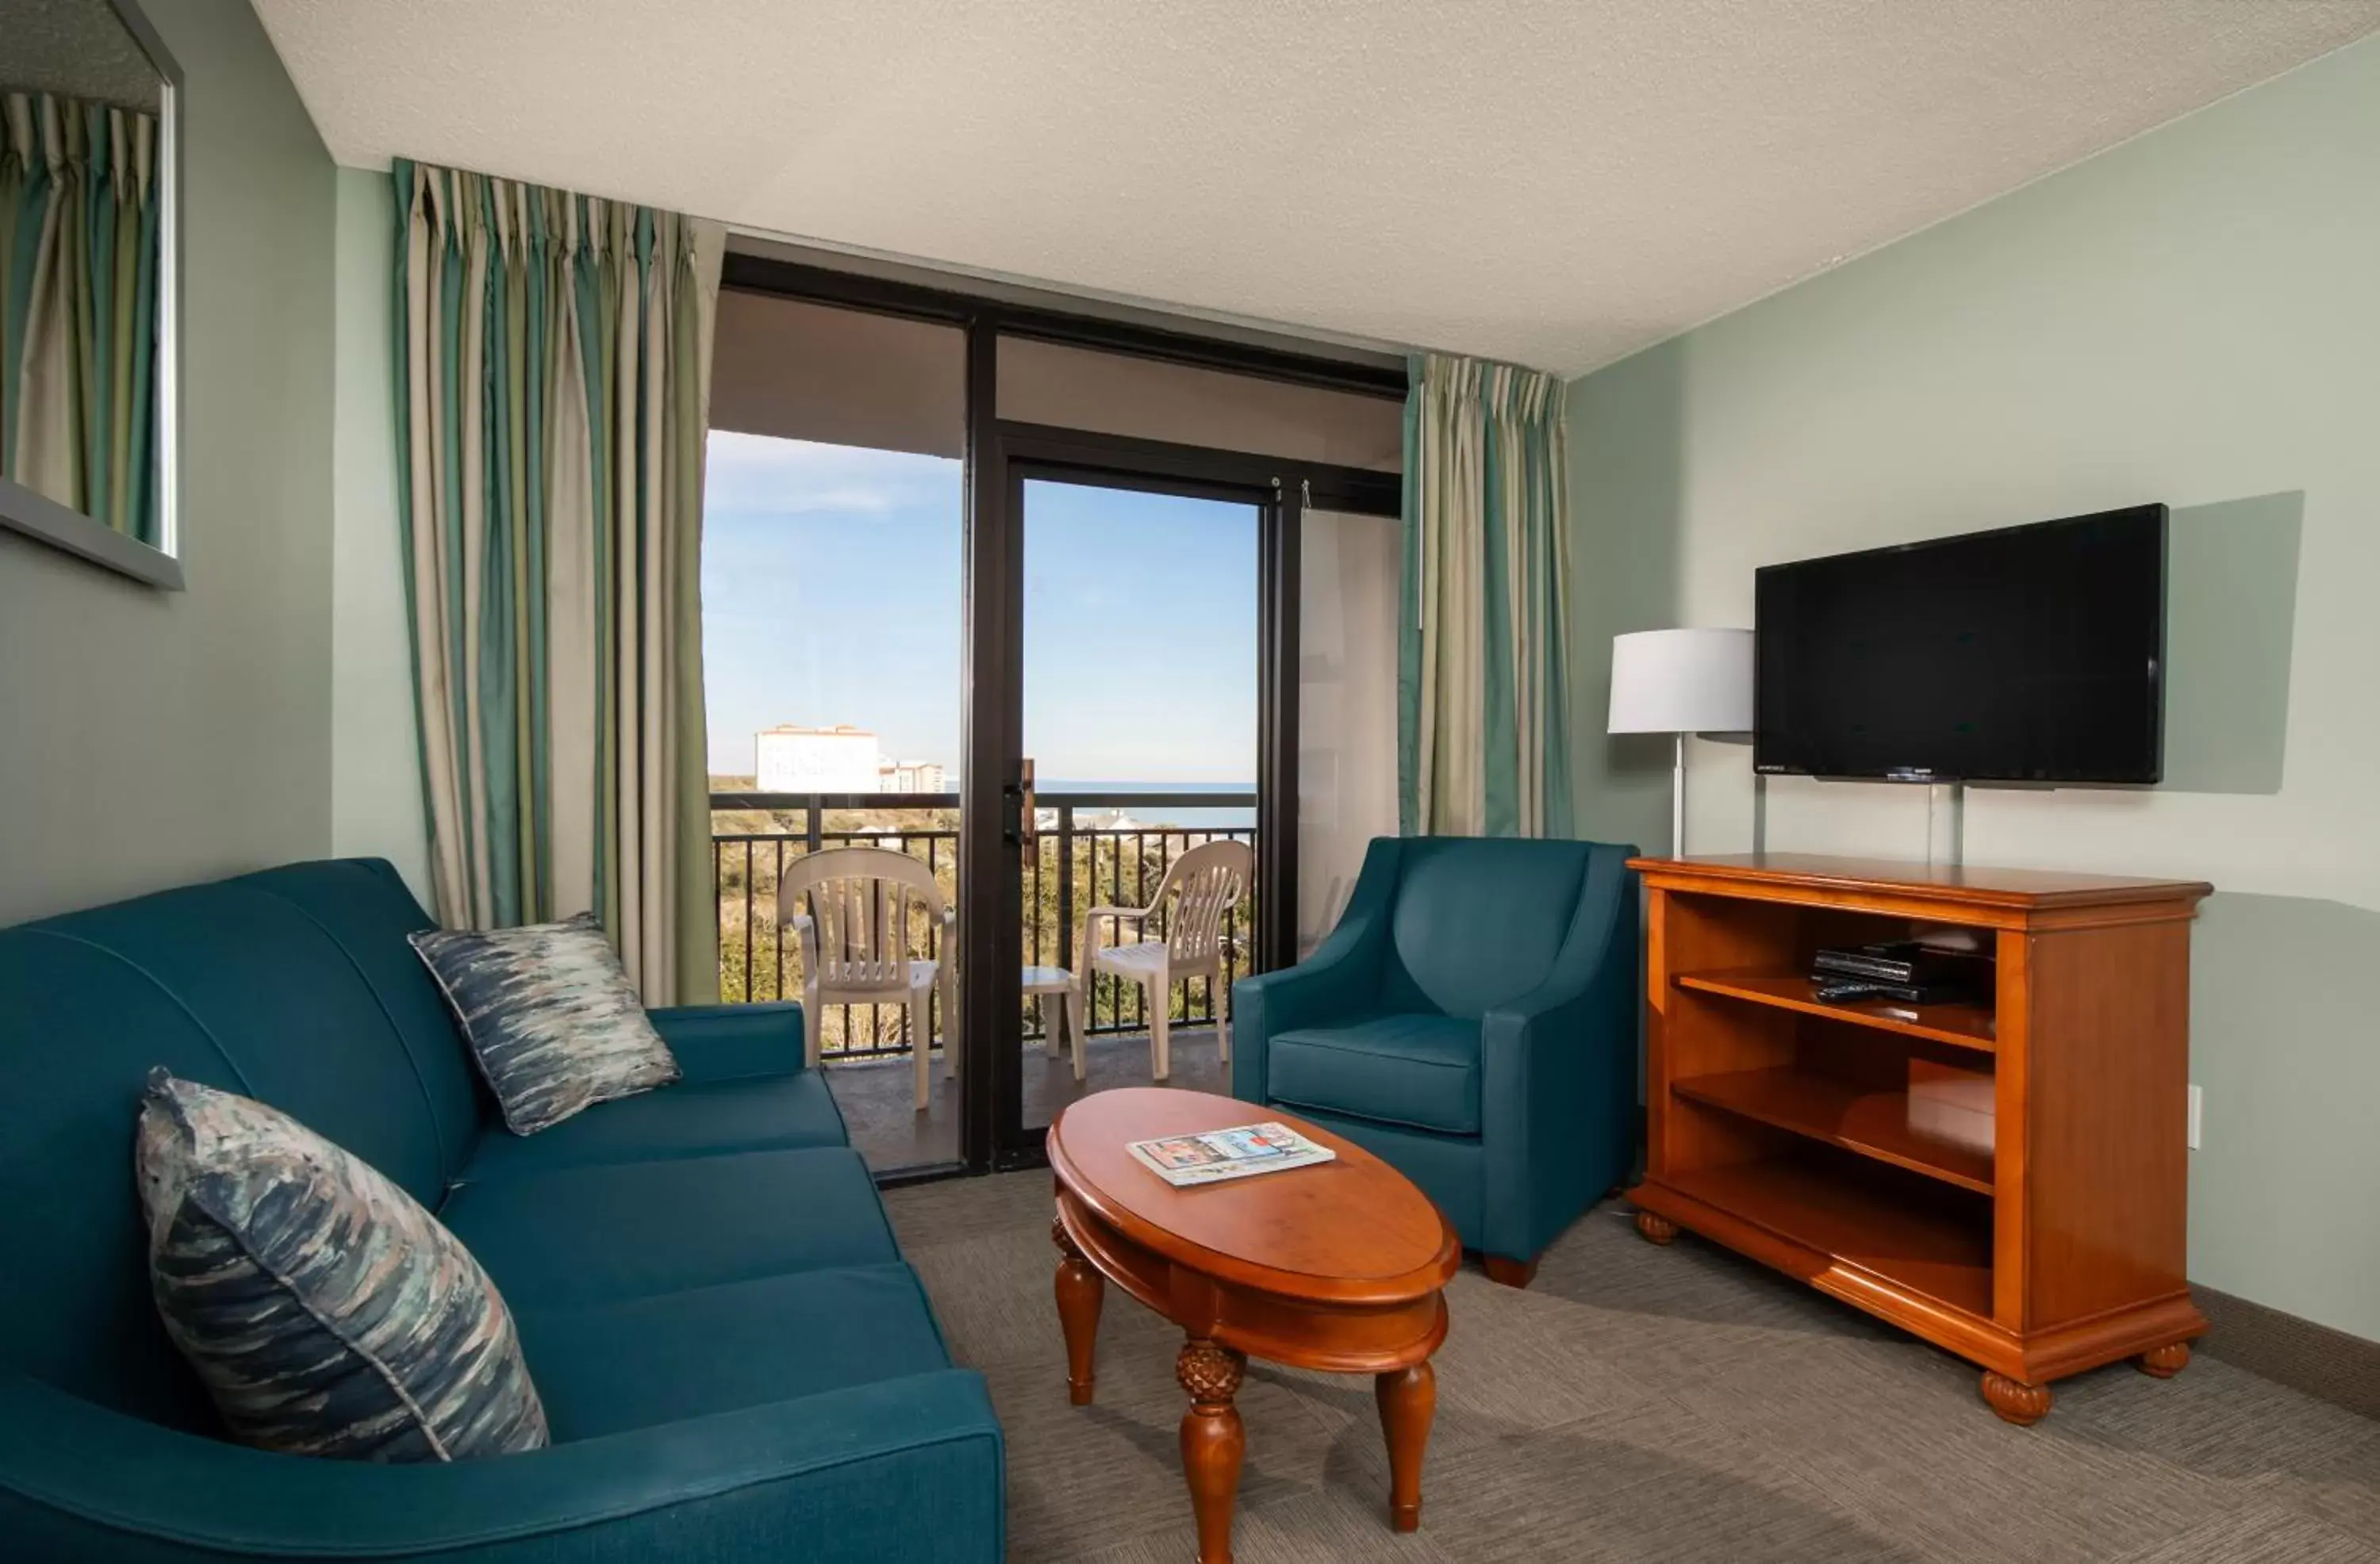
1048, 1088, 1460, 1305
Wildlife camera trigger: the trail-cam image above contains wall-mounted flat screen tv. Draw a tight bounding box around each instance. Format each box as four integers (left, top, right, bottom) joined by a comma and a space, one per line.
1754, 504, 2166, 784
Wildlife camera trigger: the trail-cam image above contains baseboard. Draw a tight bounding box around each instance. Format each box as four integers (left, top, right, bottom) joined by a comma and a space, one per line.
2194, 1285, 2380, 1422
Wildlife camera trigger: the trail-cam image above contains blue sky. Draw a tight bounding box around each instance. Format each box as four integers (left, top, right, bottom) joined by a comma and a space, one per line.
702, 432, 1258, 783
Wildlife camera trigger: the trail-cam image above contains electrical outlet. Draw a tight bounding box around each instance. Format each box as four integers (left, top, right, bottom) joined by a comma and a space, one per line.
2186, 1084, 2203, 1151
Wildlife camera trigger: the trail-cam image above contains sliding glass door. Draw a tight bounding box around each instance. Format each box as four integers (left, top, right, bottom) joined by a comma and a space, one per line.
965, 442, 1280, 1166
1011, 473, 1262, 1140
703, 260, 1403, 1178
965, 425, 1399, 1167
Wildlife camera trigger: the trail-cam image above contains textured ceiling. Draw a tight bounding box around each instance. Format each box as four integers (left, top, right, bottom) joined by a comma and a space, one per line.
5, 0, 165, 112
251, 0, 2380, 376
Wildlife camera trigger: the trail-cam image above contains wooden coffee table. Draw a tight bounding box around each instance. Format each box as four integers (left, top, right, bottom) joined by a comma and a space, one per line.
1047, 1088, 1461, 1564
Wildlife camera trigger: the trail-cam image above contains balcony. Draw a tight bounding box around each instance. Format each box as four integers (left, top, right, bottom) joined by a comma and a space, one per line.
711, 789, 1257, 1168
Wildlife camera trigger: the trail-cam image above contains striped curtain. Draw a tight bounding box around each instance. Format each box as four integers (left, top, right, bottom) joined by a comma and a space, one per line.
393, 160, 724, 1004
0, 92, 160, 542
1398, 352, 1574, 838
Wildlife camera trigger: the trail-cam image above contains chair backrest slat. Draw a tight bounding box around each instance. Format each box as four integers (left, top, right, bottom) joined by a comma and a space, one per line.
1152, 839, 1253, 965
777, 846, 946, 988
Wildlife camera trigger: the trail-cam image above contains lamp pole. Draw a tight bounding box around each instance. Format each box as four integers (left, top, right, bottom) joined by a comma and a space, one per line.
1672, 732, 1687, 857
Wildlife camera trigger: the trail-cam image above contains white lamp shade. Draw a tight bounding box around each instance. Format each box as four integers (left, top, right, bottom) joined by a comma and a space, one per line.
1607, 628, 1754, 734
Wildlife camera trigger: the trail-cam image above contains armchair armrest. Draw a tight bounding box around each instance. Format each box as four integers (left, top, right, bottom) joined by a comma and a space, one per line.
0, 1367, 1004, 1563
1477, 845, 1641, 1262
647, 1000, 807, 1081
1229, 838, 1401, 1104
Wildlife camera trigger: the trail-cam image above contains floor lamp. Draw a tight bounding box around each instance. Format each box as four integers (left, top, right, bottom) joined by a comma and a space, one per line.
1607, 628, 1754, 857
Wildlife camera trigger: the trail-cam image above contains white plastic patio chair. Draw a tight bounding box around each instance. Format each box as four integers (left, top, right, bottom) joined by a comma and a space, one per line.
777, 845, 957, 1112
1071, 838, 1253, 1082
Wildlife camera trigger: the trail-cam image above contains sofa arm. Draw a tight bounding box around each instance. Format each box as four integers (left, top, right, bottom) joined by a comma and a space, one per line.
647, 1000, 805, 1082
0, 1367, 1003, 1563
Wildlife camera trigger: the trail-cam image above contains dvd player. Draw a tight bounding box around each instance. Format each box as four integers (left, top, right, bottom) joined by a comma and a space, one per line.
1811, 941, 1988, 987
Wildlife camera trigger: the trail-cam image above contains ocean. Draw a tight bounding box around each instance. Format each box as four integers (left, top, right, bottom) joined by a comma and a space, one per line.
1038, 780, 1257, 831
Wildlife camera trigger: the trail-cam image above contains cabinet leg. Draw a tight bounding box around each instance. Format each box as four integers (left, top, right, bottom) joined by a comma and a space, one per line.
1980, 1370, 2052, 1426
1634, 1210, 1679, 1246
1052, 1217, 1103, 1405
1177, 1339, 1246, 1564
1375, 1362, 1436, 1532
2136, 1342, 2191, 1378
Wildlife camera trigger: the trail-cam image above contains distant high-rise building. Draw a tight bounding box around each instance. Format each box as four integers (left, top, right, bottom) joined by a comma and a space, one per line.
754, 726, 946, 794
755, 724, 881, 792
881, 760, 946, 792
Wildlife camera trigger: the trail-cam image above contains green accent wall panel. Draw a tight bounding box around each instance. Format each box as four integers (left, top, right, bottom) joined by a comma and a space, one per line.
1564, 35, 2380, 1341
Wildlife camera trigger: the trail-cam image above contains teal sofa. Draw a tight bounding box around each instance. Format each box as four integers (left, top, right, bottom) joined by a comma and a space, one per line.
0, 858, 1003, 1562
1231, 836, 1639, 1282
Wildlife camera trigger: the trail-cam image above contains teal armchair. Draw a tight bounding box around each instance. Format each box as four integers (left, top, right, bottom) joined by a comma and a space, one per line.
1231, 836, 1639, 1284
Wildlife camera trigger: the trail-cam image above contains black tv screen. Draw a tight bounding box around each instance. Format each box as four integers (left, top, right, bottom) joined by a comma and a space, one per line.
1754, 504, 2167, 784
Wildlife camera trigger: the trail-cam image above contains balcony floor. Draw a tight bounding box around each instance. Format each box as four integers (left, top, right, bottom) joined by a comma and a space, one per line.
822, 1026, 1230, 1173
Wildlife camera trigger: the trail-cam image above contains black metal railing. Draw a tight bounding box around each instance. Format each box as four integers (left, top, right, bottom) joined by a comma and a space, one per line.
710, 791, 1257, 1060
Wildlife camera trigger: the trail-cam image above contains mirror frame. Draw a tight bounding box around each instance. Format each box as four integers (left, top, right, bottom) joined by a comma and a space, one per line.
0, 0, 183, 590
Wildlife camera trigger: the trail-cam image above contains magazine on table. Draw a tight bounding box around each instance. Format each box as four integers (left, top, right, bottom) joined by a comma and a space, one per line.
1127, 1122, 1337, 1187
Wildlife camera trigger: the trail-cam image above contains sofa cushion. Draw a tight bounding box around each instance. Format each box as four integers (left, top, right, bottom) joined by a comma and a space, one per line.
1266, 1013, 1484, 1136
40, 880, 463, 1203
440, 1146, 899, 1310
0, 929, 252, 1428
648, 1001, 808, 1083
456, 1071, 849, 1180
229, 860, 486, 1186
136, 1073, 548, 1462
514, 1263, 951, 1441
0, 861, 463, 1430
412, 914, 682, 1136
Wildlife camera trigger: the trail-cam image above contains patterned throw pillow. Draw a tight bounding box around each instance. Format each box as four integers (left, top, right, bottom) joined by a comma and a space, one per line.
410, 912, 681, 1135
136, 1071, 549, 1462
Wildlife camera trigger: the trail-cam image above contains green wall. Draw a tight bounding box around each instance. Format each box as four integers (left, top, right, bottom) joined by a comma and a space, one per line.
1566, 35, 2380, 1341
330, 167, 430, 902
0, 0, 336, 923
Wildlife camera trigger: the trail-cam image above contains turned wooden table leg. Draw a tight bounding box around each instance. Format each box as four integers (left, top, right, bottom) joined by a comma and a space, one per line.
1375, 1361, 1436, 1532
1052, 1216, 1104, 1405
1634, 1210, 1679, 1246
1177, 1338, 1247, 1564
1980, 1370, 2052, 1425
2136, 1342, 2191, 1378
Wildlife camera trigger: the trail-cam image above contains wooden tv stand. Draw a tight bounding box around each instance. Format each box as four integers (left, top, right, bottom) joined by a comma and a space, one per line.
1623, 853, 2211, 1424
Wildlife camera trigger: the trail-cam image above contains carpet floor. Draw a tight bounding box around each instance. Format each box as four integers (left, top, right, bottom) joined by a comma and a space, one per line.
881, 1171, 2380, 1563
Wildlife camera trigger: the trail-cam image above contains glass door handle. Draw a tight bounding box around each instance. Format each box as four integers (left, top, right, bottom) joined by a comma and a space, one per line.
1003, 761, 1038, 849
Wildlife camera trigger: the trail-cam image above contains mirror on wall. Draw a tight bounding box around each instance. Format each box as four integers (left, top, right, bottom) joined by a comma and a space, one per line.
0, 0, 180, 588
